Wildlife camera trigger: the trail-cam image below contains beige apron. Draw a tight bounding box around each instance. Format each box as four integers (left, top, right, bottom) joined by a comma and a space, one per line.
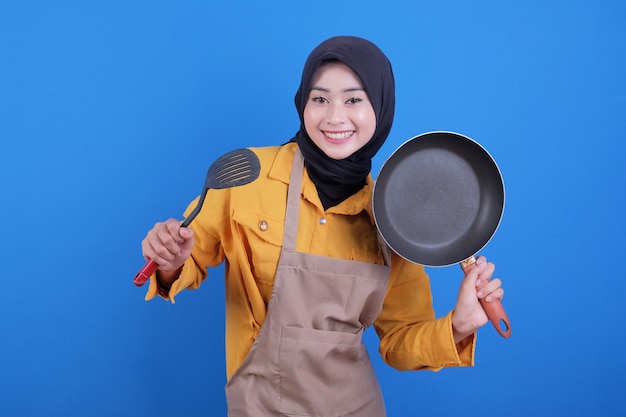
226, 149, 391, 416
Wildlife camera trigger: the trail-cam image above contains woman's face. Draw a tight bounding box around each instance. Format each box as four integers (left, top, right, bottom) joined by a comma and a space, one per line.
303, 62, 376, 160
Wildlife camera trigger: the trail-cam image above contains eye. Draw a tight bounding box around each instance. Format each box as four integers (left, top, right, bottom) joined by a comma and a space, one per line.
346, 97, 363, 104
311, 96, 328, 104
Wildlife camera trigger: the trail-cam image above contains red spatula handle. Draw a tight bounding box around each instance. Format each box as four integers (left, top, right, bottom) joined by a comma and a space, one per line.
461, 257, 511, 338
133, 259, 159, 287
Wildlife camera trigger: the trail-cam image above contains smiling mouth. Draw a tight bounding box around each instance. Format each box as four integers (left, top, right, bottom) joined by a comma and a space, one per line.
323, 131, 354, 141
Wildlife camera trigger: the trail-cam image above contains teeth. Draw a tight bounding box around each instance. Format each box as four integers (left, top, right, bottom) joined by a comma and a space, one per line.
325, 131, 353, 140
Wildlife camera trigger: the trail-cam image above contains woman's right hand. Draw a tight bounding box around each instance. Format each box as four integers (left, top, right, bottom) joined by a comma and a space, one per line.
141, 218, 195, 276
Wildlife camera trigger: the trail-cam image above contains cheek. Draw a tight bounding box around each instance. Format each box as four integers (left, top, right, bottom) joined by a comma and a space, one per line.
358, 108, 377, 139
303, 106, 318, 133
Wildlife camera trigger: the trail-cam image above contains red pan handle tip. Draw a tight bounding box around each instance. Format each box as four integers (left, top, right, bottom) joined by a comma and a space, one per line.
461, 257, 512, 338
133, 259, 159, 287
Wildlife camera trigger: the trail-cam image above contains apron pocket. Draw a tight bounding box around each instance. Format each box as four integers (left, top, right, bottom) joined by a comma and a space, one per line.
278, 325, 377, 415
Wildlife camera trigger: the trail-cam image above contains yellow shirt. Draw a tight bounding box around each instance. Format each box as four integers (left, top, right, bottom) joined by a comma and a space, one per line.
146, 142, 475, 380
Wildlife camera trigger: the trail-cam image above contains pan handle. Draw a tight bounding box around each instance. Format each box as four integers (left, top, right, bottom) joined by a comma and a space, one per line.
460, 256, 511, 338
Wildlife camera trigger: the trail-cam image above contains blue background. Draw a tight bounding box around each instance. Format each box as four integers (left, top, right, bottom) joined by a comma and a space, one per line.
2, 1, 625, 416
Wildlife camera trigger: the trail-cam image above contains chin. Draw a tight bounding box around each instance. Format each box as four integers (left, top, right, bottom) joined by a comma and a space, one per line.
322, 149, 352, 160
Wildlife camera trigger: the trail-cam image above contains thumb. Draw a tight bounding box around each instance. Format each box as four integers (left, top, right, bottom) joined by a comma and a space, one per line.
178, 227, 195, 253
179, 226, 194, 240
461, 258, 487, 291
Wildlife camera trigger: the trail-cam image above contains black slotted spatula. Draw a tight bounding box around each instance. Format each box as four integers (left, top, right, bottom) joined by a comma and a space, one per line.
133, 148, 261, 286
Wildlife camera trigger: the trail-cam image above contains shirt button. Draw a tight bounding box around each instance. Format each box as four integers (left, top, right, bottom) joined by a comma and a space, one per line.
319, 217, 327, 225
258, 220, 269, 231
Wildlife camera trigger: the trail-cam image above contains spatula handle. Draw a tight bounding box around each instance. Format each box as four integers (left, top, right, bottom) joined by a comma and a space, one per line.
461, 256, 511, 338
133, 259, 158, 287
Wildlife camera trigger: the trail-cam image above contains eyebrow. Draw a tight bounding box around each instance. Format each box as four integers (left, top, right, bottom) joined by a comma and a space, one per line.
310, 86, 365, 93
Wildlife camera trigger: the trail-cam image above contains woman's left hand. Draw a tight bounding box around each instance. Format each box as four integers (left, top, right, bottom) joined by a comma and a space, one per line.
451, 256, 504, 343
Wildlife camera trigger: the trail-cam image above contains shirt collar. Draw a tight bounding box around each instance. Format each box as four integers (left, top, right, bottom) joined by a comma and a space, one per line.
269, 143, 376, 224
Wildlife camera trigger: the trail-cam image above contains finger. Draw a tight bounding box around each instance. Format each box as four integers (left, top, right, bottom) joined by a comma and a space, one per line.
157, 222, 186, 253
478, 278, 503, 300
144, 238, 175, 266
485, 288, 504, 303
475, 255, 487, 266
475, 262, 495, 289
142, 227, 165, 260
155, 227, 182, 259
165, 218, 185, 243
144, 228, 179, 265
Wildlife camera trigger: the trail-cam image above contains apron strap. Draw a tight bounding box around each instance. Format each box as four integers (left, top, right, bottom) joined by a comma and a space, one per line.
377, 230, 392, 267
283, 147, 305, 251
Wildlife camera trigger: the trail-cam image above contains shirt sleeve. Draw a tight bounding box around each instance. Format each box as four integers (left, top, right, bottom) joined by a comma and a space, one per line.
374, 252, 476, 371
143, 189, 229, 304
143, 256, 208, 304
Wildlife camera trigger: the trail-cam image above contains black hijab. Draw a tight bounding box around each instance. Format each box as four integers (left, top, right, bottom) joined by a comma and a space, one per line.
291, 36, 396, 210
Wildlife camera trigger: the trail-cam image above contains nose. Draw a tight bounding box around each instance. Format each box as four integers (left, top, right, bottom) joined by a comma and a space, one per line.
326, 102, 346, 124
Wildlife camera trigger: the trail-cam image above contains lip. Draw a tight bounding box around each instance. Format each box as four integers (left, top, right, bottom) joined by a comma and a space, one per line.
323, 130, 355, 144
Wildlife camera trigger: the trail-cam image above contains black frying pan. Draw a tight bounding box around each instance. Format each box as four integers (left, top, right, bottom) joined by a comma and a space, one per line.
373, 131, 511, 338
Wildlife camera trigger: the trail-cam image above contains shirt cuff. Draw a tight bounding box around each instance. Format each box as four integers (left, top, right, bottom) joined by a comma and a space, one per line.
144, 262, 196, 304
444, 310, 476, 367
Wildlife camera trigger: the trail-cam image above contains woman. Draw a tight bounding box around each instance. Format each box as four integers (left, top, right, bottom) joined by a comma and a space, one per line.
141, 36, 504, 416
